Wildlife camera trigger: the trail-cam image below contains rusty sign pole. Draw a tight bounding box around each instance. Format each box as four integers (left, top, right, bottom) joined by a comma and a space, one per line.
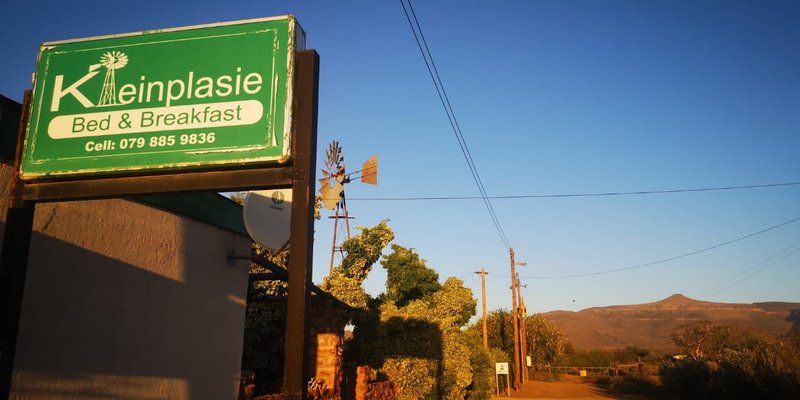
0, 91, 33, 399
282, 49, 319, 399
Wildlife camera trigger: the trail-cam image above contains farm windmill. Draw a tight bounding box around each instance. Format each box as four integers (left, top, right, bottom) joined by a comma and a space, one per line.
319, 141, 378, 273
97, 51, 128, 106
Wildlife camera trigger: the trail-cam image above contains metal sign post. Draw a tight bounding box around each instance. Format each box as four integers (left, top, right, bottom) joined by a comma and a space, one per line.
282, 49, 318, 399
0, 17, 318, 399
495, 362, 510, 397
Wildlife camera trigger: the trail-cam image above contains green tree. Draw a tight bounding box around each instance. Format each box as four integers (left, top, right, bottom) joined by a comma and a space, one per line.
625, 346, 650, 360
662, 322, 800, 399
525, 315, 566, 369
468, 310, 514, 364
432, 277, 477, 327
349, 270, 481, 399
467, 310, 566, 378
671, 321, 732, 361
320, 221, 394, 310
381, 245, 441, 306
319, 228, 488, 399
464, 342, 493, 400
243, 220, 391, 389
376, 281, 478, 400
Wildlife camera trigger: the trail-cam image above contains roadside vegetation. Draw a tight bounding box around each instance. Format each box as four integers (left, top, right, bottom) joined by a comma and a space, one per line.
237, 212, 800, 399
243, 220, 502, 399
559, 322, 800, 400
659, 321, 800, 399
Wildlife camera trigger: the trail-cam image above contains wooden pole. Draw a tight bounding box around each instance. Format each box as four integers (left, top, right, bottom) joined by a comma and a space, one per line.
517, 273, 529, 383
282, 49, 319, 399
509, 248, 521, 389
475, 268, 488, 349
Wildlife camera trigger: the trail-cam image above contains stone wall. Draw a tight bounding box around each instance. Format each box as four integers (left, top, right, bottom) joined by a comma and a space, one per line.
308, 301, 349, 395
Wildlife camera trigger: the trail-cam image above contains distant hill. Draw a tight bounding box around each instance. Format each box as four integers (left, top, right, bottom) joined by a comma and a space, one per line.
542, 294, 800, 351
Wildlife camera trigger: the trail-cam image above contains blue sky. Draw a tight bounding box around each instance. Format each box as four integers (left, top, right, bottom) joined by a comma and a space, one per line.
2, 1, 798, 313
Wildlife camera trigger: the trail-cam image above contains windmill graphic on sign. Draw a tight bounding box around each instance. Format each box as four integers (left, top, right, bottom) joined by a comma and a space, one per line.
97, 51, 128, 106
319, 141, 378, 273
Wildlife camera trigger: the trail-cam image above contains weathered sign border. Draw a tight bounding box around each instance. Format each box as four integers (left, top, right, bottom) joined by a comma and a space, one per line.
0, 20, 318, 400
20, 16, 303, 180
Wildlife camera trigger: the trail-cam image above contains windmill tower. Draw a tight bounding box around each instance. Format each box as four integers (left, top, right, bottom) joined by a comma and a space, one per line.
319, 141, 378, 273
97, 51, 128, 107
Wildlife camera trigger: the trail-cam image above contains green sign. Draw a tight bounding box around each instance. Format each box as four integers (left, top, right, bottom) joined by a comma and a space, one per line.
20, 16, 304, 180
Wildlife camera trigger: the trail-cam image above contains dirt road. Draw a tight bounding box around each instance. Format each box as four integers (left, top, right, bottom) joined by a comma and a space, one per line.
495, 375, 625, 400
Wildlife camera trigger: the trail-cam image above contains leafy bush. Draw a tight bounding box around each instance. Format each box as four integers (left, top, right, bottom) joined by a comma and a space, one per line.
563, 345, 653, 368
340, 239, 489, 400
595, 375, 661, 397
441, 330, 473, 400
565, 348, 614, 368
372, 278, 478, 400
659, 323, 800, 399
467, 310, 566, 374
382, 357, 437, 400
381, 245, 441, 307
464, 344, 493, 400
660, 358, 712, 398
713, 337, 800, 399
526, 315, 566, 369
489, 348, 512, 393
320, 221, 394, 310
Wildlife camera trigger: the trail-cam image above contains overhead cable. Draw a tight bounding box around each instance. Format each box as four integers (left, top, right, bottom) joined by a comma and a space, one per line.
400, 0, 509, 249
521, 215, 800, 279
705, 240, 800, 296
349, 181, 800, 201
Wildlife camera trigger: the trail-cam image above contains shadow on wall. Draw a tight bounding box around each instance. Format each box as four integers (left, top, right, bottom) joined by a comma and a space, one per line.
4, 211, 250, 399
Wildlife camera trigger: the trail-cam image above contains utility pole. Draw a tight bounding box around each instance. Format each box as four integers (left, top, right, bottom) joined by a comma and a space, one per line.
475, 268, 489, 350
516, 273, 529, 383
509, 248, 521, 389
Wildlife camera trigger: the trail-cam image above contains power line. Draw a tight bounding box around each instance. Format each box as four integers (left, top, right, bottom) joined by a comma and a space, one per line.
521, 215, 800, 279
706, 240, 800, 296
401, 0, 508, 247
703, 239, 800, 296
400, 0, 509, 249
349, 180, 800, 201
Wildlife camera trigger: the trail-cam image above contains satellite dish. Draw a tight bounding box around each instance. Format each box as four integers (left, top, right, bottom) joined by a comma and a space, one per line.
243, 189, 292, 251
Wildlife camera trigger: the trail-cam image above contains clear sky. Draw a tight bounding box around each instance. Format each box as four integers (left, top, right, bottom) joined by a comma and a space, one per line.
2, 0, 798, 313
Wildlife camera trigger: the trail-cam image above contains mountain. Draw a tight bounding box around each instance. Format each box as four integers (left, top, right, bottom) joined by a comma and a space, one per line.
542, 294, 800, 351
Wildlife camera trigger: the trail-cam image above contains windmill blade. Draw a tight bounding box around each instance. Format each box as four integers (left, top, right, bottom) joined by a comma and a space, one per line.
361, 155, 378, 185
319, 185, 338, 210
